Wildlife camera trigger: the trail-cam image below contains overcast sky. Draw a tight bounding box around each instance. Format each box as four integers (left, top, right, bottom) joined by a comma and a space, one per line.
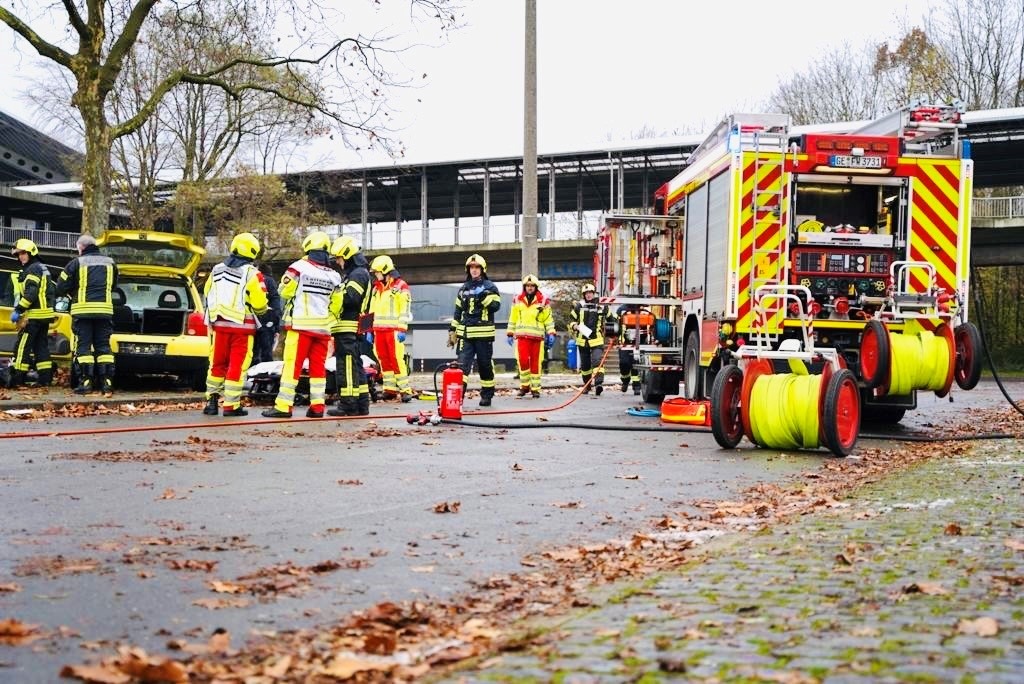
0, 0, 932, 172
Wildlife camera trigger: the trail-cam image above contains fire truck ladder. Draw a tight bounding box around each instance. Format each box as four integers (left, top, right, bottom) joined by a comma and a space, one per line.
748, 127, 789, 340
852, 99, 966, 154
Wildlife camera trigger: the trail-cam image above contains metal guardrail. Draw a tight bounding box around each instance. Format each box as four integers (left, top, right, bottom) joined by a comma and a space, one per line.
5, 198, 1024, 255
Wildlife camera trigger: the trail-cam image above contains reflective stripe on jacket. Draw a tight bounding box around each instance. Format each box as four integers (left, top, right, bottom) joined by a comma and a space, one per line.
570, 298, 610, 347
16, 260, 54, 320
329, 254, 371, 334
280, 258, 342, 336
204, 259, 269, 333
508, 290, 553, 339
370, 275, 412, 331
57, 248, 118, 317
450, 276, 500, 340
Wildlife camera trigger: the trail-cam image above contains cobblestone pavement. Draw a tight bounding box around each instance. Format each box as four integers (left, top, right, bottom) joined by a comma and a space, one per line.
453, 441, 1024, 683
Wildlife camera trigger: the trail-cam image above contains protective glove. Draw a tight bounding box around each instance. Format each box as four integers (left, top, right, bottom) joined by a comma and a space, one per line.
446, 331, 457, 348
10, 310, 20, 324
366, 332, 374, 344
545, 333, 555, 349
397, 331, 406, 343
506, 335, 514, 347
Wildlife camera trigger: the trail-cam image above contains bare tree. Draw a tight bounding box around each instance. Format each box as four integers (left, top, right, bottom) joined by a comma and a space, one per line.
0, 0, 462, 236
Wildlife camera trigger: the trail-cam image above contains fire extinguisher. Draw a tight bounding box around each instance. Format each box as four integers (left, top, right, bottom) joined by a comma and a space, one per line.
436, 362, 464, 420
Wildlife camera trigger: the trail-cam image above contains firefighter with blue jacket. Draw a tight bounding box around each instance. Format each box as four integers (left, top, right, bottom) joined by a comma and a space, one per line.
449, 253, 501, 406
569, 283, 611, 395
56, 233, 119, 395
9, 239, 55, 388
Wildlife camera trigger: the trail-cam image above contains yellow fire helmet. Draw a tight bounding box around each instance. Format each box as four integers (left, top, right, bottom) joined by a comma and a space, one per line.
11, 238, 38, 256
330, 235, 359, 260
465, 253, 487, 271
302, 231, 331, 253
581, 283, 596, 294
230, 232, 261, 259
522, 274, 540, 287
369, 254, 395, 275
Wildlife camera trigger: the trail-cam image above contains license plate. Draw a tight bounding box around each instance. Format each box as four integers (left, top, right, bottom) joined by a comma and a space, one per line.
119, 342, 166, 355
830, 155, 883, 169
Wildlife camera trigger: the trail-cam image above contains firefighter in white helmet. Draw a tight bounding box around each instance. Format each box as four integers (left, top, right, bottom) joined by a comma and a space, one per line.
262, 231, 342, 418
569, 283, 611, 395
450, 253, 501, 406
9, 238, 56, 388
506, 274, 554, 398
368, 254, 414, 402
327, 235, 372, 417
201, 232, 269, 417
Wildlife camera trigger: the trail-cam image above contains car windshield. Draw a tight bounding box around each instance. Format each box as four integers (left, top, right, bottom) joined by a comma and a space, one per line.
115, 276, 194, 311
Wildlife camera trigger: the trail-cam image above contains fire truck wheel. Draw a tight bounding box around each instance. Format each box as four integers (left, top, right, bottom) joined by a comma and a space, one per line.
821, 369, 860, 457
640, 370, 665, 405
710, 364, 744, 449
858, 320, 890, 390
953, 322, 983, 390
861, 405, 907, 425
683, 330, 702, 399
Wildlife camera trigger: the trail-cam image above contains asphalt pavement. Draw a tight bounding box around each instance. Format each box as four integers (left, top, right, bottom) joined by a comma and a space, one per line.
0, 374, 1021, 682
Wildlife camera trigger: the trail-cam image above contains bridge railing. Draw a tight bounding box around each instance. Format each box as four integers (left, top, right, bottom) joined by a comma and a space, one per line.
972, 195, 1024, 219
0, 226, 80, 252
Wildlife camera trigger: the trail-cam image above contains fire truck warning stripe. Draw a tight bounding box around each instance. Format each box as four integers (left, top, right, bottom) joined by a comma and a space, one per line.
917, 164, 960, 218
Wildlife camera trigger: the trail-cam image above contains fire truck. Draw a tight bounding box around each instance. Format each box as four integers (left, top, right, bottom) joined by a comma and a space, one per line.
597, 101, 982, 456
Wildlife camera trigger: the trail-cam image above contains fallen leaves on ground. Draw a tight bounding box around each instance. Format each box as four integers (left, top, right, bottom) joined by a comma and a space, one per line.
61, 646, 188, 683
0, 618, 43, 646
13, 555, 100, 578
433, 501, 460, 513
956, 616, 999, 636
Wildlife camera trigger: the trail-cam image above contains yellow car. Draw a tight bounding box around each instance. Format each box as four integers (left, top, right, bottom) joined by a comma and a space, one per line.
97, 230, 210, 390
0, 267, 74, 374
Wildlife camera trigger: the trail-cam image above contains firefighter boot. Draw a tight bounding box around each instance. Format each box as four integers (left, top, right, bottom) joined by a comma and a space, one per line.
8, 370, 25, 389
517, 386, 530, 398
327, 399, 356, 417
223, 405, 249, 417
101, 376, 113, 398
37, 368, 53, 387
356, 395, 371, 416
621, 379, 629, 393
595, 373, 604, 396
203, 394, 220, 415
632, 381, 641, 396
479, 387, 494, 407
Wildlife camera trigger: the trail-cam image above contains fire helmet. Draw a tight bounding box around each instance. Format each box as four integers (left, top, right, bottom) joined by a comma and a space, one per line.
465, 253, 487, 271
330, 235, 359, 260
522, 274, 539, 287
230, 232, 261, 259
11, 238, 38, 256
301, 231, 331, 253
369, 255, 395, 275
581, 283, 596, 294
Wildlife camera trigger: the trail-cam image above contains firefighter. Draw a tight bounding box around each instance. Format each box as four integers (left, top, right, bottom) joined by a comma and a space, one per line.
9, 239, 55, 388
262, 231, 342, 419
616, 304, 640, 395
449, 253, 501, 406
327, 236, 372, 417
201, 232, 269, 417
506, 274, 554, 398
56, 233, 119, 396
252, 263, 282, 364
569, 283, 611, 395
368, 254, 414, 402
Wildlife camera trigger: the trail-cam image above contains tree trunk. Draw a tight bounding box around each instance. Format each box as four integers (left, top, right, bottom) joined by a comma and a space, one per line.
79, 97, 113, 237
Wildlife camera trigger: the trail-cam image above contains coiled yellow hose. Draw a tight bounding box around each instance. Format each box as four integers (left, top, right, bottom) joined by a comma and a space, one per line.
887, 331, 951, 395
748, 373, 823, 449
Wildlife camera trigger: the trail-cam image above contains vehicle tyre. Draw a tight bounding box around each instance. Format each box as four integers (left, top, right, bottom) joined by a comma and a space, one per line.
710, 364, 744, 449
640, 370, 664, 405
683, 330, 702, 399
821, 369, 860, 457
190, 369, 207, 392
861, 405, 907, 425
858, 320, 890, 390
953, 322, 983, 390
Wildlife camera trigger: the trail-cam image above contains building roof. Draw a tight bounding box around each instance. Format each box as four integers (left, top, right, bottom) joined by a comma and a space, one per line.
0, 110, 82, 185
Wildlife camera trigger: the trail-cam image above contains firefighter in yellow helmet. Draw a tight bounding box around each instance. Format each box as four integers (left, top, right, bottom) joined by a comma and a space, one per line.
569, 283, 611, 395
56, 233, 119, 396
9, 238, 56, 388
201, 232, 269, 417
450, 253, 501, 406
368, 254, 414, 402
507, 274, 554, 398
326, 235, 372, 417
263, 230, 342, 418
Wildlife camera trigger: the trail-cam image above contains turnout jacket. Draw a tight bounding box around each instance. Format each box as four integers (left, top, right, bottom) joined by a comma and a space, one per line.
279, 251, 343, 337
570, 297, 611, 347
450, 275, 501, 340
329, 251, 372, 335
508, 290, 554, 339
369, 271, 412, 331
14, 258, 55, 321
203, 255, 269, 333
56, 244, 118, 317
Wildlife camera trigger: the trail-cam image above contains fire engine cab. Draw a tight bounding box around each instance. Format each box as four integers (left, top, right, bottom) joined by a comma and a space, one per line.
597, 101, 982, 456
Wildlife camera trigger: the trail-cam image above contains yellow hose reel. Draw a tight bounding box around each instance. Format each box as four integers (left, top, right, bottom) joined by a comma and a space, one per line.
859, 320, 955, 398
710, 359, 861, 457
